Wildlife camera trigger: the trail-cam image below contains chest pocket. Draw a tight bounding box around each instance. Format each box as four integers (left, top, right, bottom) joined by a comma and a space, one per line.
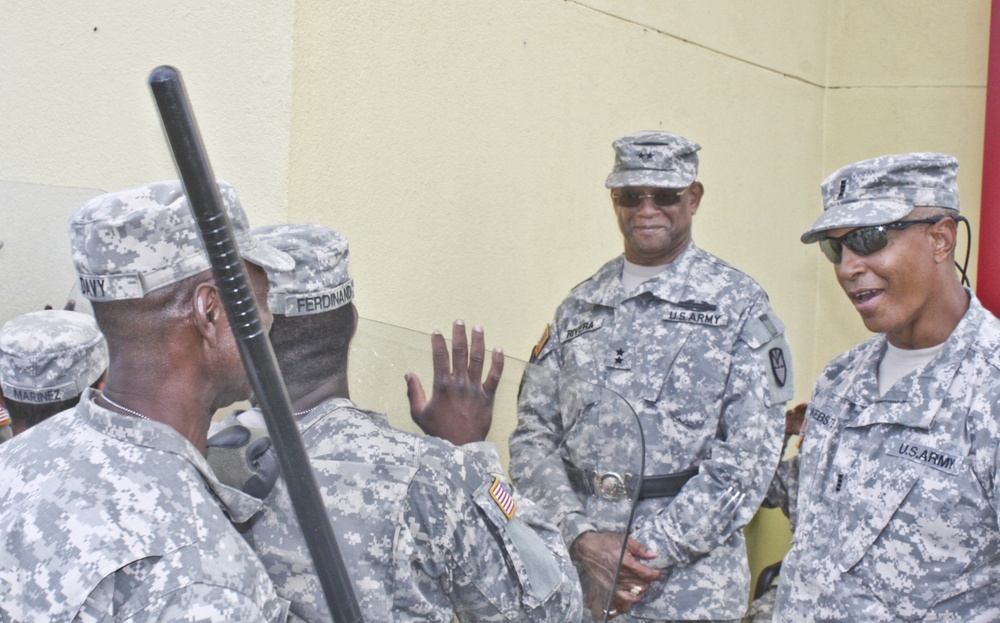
557, 315, 607, 378
642, 322, 729, 430
834, 468, 918, 573
559, 370, 624, 468
471, 479, 563, 612
829, 443, 987, 616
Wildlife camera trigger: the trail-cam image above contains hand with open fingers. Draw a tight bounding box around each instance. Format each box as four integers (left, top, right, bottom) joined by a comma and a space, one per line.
572, 531, 662, 619
406, 320, 504, 446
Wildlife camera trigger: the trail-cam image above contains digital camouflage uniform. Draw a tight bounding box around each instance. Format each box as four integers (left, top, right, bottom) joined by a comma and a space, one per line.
511, 242, 793, 621
776, 152, 996, 621
0, 180, 294, 622
218, 222, 581, 623
0, 390, 288, 623
229, 400, 581, 623
512, 131, 792, 621
775, 294, 1000, 622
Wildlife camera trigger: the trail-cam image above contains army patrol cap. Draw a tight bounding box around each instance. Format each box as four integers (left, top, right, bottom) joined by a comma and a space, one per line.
605, 131, 701, 189
801, 152, 960, 244
252, 223, 354, 317
0, 310, 108, 404
68, 180, 294, 301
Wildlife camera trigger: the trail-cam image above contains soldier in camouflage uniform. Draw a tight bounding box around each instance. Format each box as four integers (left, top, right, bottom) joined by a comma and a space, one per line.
0, 309, 108, 437
213, 223, 582, 622
774, 152, 1000, 621
509, 131, 793, 622
0, 181, 293, 622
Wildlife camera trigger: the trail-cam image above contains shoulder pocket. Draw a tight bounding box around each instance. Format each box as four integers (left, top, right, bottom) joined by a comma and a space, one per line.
472, 477, 562, 608
743, 311, 794, 406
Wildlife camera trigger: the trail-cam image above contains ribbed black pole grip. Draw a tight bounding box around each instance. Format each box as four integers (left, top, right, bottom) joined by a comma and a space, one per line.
148, 65, 363, 623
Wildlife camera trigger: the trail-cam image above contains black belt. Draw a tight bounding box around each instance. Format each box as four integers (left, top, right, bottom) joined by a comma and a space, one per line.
565, 464, 698, 501
638, 468, 698, 500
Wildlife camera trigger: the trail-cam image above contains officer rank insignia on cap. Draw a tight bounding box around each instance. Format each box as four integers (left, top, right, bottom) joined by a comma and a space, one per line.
489, 477, 517, 520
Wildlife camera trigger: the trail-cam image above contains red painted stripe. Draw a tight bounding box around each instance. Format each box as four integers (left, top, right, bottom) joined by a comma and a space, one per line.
978, 0, 1000, 314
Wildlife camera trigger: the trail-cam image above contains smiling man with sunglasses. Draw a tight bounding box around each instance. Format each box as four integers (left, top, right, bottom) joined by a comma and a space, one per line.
511, 131, 793, 622
774, 153, 1000, 622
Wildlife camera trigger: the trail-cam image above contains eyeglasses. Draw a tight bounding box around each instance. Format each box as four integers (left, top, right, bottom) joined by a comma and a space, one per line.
612, 186, 690, 208
818, 218, 945, 264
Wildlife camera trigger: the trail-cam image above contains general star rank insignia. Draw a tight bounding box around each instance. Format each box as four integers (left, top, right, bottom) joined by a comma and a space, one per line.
605, 346, 631, 369
489, 477, 517, 520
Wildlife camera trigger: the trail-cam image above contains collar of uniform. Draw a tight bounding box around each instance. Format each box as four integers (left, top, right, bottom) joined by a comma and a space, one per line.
80, 388, 265, 522
642, 241, 700, 301
845, 290, 984, 430
297, 396, 389, 432
580, 241, 699, 307
831, 340, 883, 413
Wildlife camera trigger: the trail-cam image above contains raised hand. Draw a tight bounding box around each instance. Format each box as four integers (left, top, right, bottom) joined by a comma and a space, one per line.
406, 320, 504, 446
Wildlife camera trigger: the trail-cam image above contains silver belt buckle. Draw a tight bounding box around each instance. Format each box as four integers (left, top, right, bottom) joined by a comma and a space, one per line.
595, 471, 627, 501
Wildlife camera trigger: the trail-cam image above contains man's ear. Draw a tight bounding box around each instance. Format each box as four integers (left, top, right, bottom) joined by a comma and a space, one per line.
930, 218, 958, 264
686, 181, 704, 214
193, 282, 224, 347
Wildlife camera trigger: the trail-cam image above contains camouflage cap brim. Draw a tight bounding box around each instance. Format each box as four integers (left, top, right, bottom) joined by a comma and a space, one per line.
800, 199, 914, 244
218, 183, 294, 274
235, 231, 295, 273
605, 168, 696, 190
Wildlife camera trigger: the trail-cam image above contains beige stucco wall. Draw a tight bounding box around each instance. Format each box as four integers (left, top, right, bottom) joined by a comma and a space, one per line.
0, 0, 990, 602
0, 1, 296, 314
286, 0, 989, 586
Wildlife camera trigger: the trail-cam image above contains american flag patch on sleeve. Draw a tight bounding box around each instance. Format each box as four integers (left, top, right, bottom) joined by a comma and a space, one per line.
489, 477, 517, 520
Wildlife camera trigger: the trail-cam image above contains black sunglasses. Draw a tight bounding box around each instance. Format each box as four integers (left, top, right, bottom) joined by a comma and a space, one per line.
818, 218, 946, 264
612, 186, 689, 208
